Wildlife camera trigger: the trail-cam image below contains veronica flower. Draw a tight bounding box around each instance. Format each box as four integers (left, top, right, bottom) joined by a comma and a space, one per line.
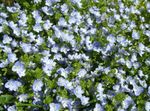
7, 105, 17, 111
80, 96, 89, 105
49, 103, 61, 111
61, 4, 68, 14
3, 35, 12, 44
71, 0, 82, 8
122, 96, 133, 109
3, 46, 12, 53
148, 86, 150, 95
13, 27, 20, 36
94, 104, 104, 111
58, 17, 67, 27
45, 0, 52, 6
0, 59, 9, 68
18, 13, 27, 26
78, 69, 87, 78
12, 61, 26, 77
33, 23, 43, 32
8, 53, 18, 63
18, 94, 28, 102
34, 0, 42, 4
132, 30, 140, 40
107, 34, 116, 44
32, 79, 43, 92
126, 60, 132, 69
89, 6, 100, 17
145, 102, 150, 111
73, 86, 84, 98
20, 42, 32, 53
11, 40, 18, 47
35, 35, 44, 46
0, 26, 2, 33
5, 79, 22, 91
43, 20, 52, 30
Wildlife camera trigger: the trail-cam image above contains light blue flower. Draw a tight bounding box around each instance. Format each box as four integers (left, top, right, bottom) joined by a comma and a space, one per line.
132, 30, 140, 40
7, 53, 17, 63
32, 79, 43, 92
12, 61, 26, 77
5, 79, 22, 91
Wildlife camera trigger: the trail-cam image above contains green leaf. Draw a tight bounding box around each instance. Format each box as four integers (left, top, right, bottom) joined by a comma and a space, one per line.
0, 95, 15, 105
44, 96, 53, 104
34, 67, 43, 79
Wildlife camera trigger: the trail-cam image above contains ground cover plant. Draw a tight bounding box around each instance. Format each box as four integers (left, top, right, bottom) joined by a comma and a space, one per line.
0, 0, 150, 111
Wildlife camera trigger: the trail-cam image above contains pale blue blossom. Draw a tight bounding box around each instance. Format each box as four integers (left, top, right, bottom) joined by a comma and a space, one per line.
0, 59, 9, 68
34, 0, 42, 4
61, 4, 68, 14
8, 53, 17, 63
78, 69, 87, 78
5, 79, 22, 91
94, 104, 104, 111
18, 94, 28, 102
80, 96, 89, 105
43, 20, 52, 30
74, 86, 84, 98
45, 0, 52, 6
33, 23, 43, 32
132, 30, 140, 40
20, 43, 32, 53
32, 79, 43, 92
122, 96, 133, 109
7, 105, 17, 111
71, 0, 82, 8
49, 103, 61, 111
3, 35, 12, 44
12, 61, 26, 77
145, 102, 150, 111
58, 17, 67, 27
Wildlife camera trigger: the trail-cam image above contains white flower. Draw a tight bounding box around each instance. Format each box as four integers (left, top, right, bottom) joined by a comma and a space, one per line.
80, 96, 89, 105
32, 79, 43, 92
132, 30, 140, 40
18, 94, 28, 102
43, 20, 52, 30
145, 102, 150, 111
94, 104, 104, 111
8, 53, 17, 63
12, 61, 26, 77
5, 80, 22, 91
7, 105, 17, 111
